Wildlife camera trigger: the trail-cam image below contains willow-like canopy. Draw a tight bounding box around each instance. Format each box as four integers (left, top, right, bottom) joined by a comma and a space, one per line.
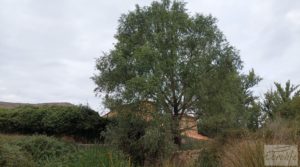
93, 0, 261, 138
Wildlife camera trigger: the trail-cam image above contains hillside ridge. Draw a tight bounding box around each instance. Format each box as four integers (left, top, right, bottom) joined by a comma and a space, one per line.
0, 101, 74, 109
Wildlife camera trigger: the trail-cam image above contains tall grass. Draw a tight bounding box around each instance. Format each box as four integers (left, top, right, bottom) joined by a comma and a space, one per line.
46, 146, 133, 167
220, 118, 300, 167
0, 143, 36, 167
221, 139, 264, 167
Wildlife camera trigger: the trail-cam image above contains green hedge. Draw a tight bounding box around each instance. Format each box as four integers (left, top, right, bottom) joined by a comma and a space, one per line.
0, 105, 109, 141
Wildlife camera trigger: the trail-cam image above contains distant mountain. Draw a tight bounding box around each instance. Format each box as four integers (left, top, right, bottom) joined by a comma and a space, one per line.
0, 101, 74, 109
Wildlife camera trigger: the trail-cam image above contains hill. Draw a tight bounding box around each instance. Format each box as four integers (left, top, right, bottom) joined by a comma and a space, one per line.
0, 101, 74, 109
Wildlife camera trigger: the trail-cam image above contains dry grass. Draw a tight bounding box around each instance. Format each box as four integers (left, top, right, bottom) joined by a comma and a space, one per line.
221, 118, 300, 167
221, 139, 264, 167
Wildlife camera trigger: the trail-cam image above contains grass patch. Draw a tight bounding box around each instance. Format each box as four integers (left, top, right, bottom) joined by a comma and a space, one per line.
46, 146, 132, 167
0, 134, 132, 167
0, 143, 35, 167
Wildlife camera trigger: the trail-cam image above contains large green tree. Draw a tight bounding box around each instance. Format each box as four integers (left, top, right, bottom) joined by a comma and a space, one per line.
93, 0, 260, 142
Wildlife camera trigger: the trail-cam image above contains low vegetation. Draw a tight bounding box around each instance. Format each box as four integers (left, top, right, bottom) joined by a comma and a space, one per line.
0, 134, 132, 167
103, 110, 176, 165
0, 105, 109, 142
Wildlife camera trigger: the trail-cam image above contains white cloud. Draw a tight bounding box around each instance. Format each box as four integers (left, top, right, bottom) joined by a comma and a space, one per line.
286, 10, 300, 27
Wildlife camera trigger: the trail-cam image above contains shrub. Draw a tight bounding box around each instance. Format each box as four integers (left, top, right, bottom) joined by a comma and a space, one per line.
0, 105, 109, 141
142, 115, 176, 165
103, 110, 175, 165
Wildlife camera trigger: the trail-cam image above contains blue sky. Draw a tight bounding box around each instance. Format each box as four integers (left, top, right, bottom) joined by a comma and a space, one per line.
0, 0, 299, 113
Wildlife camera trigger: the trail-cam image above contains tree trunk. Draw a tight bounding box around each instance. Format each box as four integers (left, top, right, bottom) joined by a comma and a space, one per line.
172, 110, 182, 146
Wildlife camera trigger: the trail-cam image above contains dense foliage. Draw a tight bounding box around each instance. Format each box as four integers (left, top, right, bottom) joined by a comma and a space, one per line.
262, 80, 300, 120
103, 107, 175, 165
0, 105, 108, 141
93, 0, 261, 141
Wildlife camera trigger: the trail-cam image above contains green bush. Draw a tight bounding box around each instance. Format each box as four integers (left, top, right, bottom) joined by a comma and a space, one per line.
0, 105, 109, 141
104, 110, 175, 165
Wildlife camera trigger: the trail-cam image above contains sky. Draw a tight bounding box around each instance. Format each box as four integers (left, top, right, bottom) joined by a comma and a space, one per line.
0, 0, 300, 113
